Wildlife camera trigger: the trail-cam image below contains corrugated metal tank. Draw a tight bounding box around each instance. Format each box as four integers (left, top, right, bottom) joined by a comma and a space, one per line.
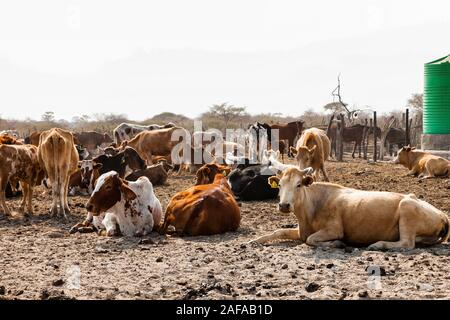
423, 54, 450, 134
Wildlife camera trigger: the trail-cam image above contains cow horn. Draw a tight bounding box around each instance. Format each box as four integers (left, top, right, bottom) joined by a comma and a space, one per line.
301, 167, 314, 175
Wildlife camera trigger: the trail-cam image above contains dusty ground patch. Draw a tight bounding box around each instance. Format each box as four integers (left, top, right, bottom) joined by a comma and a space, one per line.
1, 158, 450, 300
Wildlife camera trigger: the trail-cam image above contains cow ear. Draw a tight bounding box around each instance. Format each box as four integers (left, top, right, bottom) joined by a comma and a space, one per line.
94, 163, 103, 170
120, 181, 137, 201
308, 145, 317, 154
302, 176, 314, 187
405, 146, 411, 152
77, 162, 82, 168
289, 147, 298, 156
268, 176, 280, 189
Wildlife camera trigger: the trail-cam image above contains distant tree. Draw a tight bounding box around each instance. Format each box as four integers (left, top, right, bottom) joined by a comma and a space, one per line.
323, 102, 346, 113
407, 93, 423, 111
41, 111, 55, 122
204, 103, 248, 128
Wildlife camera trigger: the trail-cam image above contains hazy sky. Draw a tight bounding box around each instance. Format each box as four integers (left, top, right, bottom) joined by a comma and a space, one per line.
0, 0, 449, 121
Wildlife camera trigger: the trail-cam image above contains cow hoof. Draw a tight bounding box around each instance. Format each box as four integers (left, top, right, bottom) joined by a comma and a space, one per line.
69, 226, 79, 234
332, 240, 346, 248
78, 227, 95, 233
367, 245, 383, 251
246, 240, 263, 247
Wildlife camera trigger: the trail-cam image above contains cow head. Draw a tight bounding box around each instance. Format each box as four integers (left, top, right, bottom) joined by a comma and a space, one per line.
86, 171, 137, 215
393, 145, 415, 166
195, 163, 231, 185
76, 145, 89, 160
122, 147, 146, 171
103, 133, 113, 144
78, 160, 102, 188
268, 167, 314, 213
290, 145, 316, 169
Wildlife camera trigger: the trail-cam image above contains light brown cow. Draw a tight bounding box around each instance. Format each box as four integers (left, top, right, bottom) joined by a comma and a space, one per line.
73, 131, 113, 156
161, 165, 240, 236
394, 146, 450, 179
290, 127, 331, 181
121, 127, 187, 164
249, 167, 450, 250
0, 144, 44, 216
38, 128, 79, 218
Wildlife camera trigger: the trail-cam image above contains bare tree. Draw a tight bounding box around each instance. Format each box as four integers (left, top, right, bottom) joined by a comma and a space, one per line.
406, 93, 423, 111
41, 111, 55, 122
330, 75, 361, 122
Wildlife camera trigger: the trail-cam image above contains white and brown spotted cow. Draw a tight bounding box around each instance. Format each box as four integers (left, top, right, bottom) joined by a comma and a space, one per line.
80, 171, 162, 236
0, 144, 44, 216
38, 128, 79, 218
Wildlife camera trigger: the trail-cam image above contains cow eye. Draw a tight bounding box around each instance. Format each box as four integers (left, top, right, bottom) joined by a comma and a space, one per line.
296, 182, 302, 188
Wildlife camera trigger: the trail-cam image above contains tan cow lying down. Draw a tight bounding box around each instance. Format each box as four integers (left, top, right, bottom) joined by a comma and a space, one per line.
250, 167, 450, 250
394, 146, 450, 179
290, 127, 330, 181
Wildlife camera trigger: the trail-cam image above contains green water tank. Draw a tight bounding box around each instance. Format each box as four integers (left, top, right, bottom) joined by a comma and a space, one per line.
423, 54, 450, 134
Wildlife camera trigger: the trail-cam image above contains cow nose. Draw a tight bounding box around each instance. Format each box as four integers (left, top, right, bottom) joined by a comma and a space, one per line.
278, 203, 290, 212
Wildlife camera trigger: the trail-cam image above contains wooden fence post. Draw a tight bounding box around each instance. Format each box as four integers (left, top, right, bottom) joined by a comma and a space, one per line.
363, 118, 368, 160
373, 111, 377, 162
405, 108, 410, 146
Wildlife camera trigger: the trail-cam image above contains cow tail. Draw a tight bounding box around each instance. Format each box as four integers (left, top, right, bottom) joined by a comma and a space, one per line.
51, 134, 60, 196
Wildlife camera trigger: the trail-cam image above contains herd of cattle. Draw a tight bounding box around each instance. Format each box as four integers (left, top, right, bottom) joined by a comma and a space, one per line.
0, 119, 449, 250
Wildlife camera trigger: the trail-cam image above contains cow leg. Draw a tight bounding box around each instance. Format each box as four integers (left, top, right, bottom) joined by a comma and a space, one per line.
358, 141, 362, 158
320, 164, 330, 182
249, 228, 300, 244
63, 175, 71, 214
0, 177, 11, 216
58, 178, 68, 218
27, 184, 34, 215
314, 170, 320, 182
368, 202, 417, 250
19, 182, 29, 213
50, 179, 59, 216
102, 212, 119, 236
305, 229, 345, 248
352, 142, 357, 158
69, 212, 94, 234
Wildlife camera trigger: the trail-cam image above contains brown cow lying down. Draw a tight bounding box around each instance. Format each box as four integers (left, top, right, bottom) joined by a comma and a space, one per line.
249, 167, 449, 250
160, 164, 240, 236
125, 162, 169, 186
394, 146, 450, 179
290, 127, 331, 181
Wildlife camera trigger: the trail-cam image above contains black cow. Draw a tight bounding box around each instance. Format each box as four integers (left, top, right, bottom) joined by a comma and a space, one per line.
92, 146, 146, 178
228, 164, 279, 201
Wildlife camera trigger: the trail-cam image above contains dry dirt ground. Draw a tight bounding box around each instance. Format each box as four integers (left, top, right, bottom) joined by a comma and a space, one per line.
1, 157, 450, 300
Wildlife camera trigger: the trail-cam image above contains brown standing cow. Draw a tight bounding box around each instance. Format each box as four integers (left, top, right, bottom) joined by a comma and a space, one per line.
270, 121, 304, 157
38, 128, 79, 218
0, 144, 44, 216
